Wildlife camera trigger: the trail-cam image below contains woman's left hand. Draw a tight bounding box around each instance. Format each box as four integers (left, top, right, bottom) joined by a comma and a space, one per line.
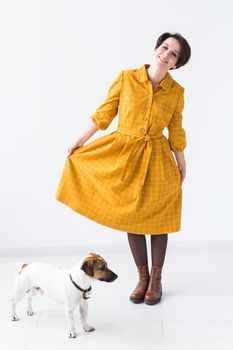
174, 151, 186, 186
178, 163, 186, 185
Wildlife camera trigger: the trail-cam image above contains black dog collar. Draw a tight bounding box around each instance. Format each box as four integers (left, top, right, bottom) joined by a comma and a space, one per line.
69, 273, 92, 299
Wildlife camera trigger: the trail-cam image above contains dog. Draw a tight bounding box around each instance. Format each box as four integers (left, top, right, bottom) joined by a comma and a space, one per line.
11, 253, 118, 338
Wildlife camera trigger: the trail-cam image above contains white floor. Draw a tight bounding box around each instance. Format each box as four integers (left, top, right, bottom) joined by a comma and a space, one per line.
2, 241, 233, 350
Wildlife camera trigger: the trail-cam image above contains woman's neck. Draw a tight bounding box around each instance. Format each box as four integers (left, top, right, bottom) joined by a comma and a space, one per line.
147, 64, 167, 85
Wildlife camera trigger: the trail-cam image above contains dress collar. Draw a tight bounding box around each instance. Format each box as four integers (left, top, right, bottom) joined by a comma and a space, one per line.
135, 63, 173, 91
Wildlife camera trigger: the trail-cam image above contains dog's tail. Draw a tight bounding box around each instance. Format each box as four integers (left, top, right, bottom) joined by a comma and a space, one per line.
15, 261, 29, 274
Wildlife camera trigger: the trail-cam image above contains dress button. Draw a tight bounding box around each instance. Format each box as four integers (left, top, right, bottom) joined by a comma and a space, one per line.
148, 95, 152, 98
147, 105, 150, 108
143, 117, 148, 120
140, 128, 145, 132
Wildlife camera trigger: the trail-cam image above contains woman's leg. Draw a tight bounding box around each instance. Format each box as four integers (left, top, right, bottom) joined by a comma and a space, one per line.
151, 234, 168, 267
127, 233, 149, 303
127, 233, 148, 266
144, 234, 168, 305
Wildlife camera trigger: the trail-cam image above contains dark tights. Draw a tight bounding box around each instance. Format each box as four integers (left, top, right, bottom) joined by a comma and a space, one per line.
127, 233, 168, 267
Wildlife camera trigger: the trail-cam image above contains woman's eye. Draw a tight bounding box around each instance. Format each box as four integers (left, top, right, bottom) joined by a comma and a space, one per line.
162, 45, 178, 58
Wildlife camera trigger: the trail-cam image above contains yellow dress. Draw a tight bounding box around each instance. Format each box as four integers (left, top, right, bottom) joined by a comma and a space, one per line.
55, 64, 187, 234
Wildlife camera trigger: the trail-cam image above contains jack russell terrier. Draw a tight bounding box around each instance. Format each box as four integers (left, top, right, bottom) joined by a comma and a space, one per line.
11, 253, 118, 338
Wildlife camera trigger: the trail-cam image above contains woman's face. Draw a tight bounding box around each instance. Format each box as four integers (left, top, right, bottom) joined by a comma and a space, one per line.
154, 37, 181, 70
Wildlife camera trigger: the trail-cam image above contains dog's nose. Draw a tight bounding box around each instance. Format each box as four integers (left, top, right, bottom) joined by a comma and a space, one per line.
112, 272, 118, 281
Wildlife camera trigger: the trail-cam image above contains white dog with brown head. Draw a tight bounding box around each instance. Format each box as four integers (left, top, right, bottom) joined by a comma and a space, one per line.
11, 253, 118, 338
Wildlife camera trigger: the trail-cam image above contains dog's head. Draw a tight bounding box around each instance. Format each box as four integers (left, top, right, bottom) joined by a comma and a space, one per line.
81, 253, 118, 282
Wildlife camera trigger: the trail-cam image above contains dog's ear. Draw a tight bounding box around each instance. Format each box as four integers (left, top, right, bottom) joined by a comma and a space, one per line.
81, 260, 95, 277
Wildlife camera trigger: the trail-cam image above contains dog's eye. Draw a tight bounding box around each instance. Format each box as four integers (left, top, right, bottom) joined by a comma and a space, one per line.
100, 266, 105, 271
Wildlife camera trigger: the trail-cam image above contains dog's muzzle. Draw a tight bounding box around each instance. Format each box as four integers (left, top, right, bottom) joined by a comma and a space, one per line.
99, 271, 118, 282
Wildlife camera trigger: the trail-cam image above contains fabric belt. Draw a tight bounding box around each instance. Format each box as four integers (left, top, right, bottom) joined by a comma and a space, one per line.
117, 131, 163, 187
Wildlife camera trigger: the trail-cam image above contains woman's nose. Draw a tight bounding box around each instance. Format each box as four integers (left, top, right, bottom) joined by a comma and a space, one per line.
160, 54, 168, 62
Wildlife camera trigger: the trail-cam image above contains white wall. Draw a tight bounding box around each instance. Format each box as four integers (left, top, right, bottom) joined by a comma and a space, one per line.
0, 0, 232, 250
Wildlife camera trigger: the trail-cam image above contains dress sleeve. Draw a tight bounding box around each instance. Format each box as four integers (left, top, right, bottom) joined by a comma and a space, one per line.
167, 88, 187, 152
90, 70, 123, 130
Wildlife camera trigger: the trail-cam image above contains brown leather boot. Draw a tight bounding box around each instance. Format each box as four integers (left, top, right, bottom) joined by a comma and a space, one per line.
144, 265, 162, 305
130, 265, 149, 303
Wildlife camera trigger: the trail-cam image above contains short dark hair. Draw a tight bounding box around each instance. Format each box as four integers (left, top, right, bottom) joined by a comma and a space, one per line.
155, 32, 191, 69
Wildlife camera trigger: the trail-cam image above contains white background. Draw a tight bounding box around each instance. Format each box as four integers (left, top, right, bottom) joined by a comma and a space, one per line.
0, 0, 232, 251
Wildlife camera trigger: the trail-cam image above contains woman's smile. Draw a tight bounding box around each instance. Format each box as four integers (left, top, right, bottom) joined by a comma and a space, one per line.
158, 55, 168, 63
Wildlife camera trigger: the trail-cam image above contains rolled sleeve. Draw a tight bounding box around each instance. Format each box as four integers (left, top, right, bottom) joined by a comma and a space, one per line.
90, 70, 123, 130
168, 88, 187, 152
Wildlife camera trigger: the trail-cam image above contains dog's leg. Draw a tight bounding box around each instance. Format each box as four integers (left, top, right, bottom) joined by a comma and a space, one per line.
64, 306, 77, 338
11, 289, 26, 321
79, 299, 95, 332
26, 287, 41, 316
11, 271, 31, 321
11, 299, 20, 321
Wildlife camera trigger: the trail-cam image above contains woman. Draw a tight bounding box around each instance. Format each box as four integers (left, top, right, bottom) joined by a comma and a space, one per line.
55, 32, 191, 305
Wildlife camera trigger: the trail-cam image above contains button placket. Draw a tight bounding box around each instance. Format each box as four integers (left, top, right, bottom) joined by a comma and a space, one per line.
146, 86, 153, 108
140, 85, 153, 134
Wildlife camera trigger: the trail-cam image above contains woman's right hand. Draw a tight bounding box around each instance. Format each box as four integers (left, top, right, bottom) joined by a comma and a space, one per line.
67, 138, 85, 156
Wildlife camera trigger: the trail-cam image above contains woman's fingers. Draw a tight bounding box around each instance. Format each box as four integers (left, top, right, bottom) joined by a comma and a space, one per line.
67, 141, 84, 156
67, 147, 73, 156
67, 146, 77, 156
180, 168, 186, 185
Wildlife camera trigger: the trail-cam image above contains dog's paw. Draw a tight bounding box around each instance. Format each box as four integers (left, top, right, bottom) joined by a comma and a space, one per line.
83, 324, 95, 332
27, 309, 34, 316
68, 331, 77, 338
11, 315, 19, 321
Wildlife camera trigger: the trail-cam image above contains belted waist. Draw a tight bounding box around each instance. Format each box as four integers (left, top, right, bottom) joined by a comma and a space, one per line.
118, 131, 163, 141
116, 131, 164, 188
